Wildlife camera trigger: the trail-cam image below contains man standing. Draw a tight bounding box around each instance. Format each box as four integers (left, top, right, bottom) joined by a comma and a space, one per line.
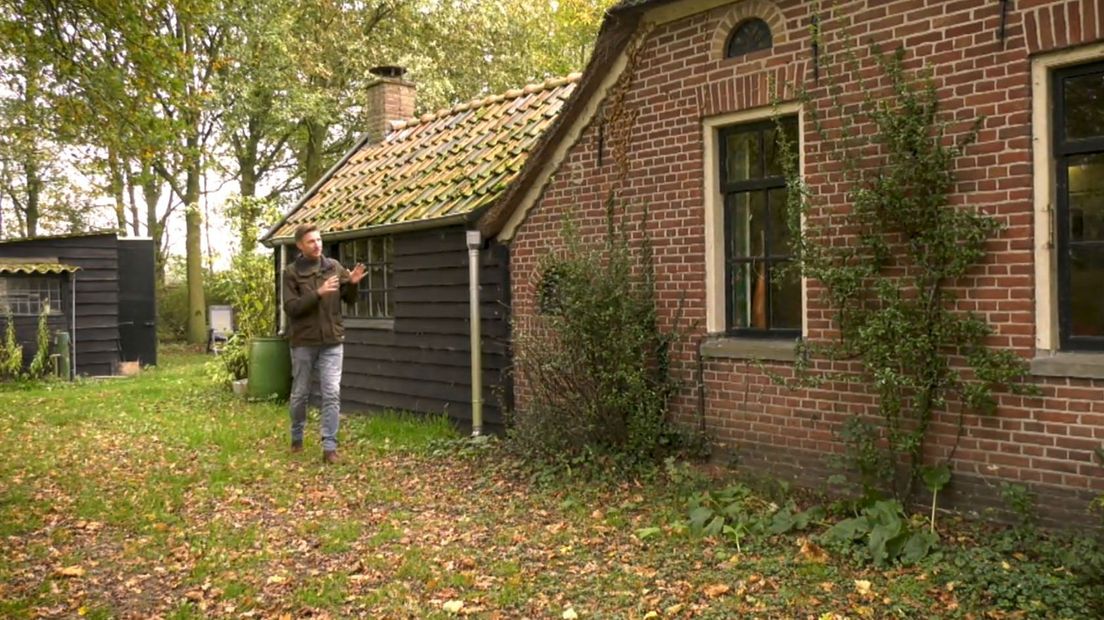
282, 224, 365, 463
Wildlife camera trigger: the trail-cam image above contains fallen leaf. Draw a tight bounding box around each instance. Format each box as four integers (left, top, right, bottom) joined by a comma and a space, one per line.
562, 607, 578, 619
442, 600, 464, 614
703, 583, 730, 598
798, 538, 829, 563
664, 603, 684, 615
56, 565, 85, 578
854, 579, 872, 596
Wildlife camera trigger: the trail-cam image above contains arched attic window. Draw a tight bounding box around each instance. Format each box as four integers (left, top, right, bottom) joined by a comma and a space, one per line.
725, 18, 773, 58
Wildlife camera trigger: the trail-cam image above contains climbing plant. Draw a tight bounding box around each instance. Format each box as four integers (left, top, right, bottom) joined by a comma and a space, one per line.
772, 43, 1037, 500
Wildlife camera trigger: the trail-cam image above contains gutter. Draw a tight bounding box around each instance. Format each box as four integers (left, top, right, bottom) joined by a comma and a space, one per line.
70, 269, 77, 379
266, 213, 470, 246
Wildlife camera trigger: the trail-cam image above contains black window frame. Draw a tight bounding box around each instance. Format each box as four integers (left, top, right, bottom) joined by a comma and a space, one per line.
1054, 60, 1104, 351
336, 235, 395, 319
719, 117, 800, 338
725, 18, 773, 59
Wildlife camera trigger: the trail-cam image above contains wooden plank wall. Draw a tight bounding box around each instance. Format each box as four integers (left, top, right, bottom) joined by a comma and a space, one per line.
340, 225, 513, 432
0, 233, 120, 376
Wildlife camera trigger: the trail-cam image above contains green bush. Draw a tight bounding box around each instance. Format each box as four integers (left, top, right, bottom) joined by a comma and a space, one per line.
950, 532, 1103, 617
507, 201, 684, 467
26, 303, 53, 379
821, 499, 938, 567
775, 45, 1036, 500
206, 333, 249, 388
0, 309, 23, 380
203, 251, 276, 389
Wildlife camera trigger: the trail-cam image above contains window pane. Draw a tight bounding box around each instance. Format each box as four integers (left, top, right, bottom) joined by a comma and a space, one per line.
725, 129, 761, 182
765, 117, 798, 177
770, 262, 801, 330
1068, 153, 1104, 243
726, 18, 773, 58
768, 188, 791, 256
728, 192, 766, 259
1069, 245, 1104, 338
1063, 70, 1104, 141
370, 237, 385, 265
730, 261, 770, 329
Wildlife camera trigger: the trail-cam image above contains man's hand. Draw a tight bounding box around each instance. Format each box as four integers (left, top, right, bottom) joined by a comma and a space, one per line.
317, 275, 340, 296
348, 263, 367, 285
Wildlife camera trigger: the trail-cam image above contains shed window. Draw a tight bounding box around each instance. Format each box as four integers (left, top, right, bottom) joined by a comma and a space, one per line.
338, 236, 394, 319
726, 18, 773, 58
1055, 61, 1104, 350
720, 116, 799, 336
0, 276, 61, 316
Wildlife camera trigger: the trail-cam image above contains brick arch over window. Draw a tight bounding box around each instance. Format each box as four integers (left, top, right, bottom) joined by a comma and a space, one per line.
1024, 0, 1104, 55
712, 0, 788, 60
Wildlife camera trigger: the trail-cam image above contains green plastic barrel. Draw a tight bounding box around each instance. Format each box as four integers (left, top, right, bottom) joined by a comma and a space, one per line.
247, 336, 291, 400
54, 330, 71, 380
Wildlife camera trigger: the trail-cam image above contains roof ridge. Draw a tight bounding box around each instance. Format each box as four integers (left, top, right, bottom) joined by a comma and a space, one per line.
389, 72, 582, 132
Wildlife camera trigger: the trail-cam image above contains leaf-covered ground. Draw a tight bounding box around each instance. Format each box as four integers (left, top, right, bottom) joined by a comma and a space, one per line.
1, 348, 1099, 619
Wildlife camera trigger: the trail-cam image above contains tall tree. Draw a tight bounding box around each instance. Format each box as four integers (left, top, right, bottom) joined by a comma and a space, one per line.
0, 4, 57, 238
401, 0, 613, 112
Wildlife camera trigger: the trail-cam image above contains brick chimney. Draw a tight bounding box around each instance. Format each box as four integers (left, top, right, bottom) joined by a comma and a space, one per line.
365, 65, 416, 143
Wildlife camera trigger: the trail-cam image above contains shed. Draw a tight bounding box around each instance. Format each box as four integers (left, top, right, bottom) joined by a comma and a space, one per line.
0, 232, 157, 376
263, 69, 580, 433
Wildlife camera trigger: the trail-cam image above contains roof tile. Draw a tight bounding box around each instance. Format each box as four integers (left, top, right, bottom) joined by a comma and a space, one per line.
270, 74, 580, 240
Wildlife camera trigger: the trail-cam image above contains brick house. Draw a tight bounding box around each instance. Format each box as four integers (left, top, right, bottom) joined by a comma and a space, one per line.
477, 0, 1104, 524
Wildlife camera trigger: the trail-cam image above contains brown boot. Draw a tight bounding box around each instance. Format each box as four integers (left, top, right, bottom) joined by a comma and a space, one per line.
322, 450, 339, 464
291, 440, 303, 453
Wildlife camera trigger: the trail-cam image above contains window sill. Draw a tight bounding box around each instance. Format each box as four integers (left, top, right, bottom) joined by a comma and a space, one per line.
1030, 350, 1104, 380
700, 336, 798, 362
345, 318, 395, 330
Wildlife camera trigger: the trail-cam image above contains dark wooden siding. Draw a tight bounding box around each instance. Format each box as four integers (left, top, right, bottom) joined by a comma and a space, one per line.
0, 233, 120, 376
338, 225, 513, 432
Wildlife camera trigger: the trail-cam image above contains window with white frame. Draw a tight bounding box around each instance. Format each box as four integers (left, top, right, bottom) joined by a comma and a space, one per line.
718, 116, 801, 336
1054, 61, 1104, 350
337, 236, 394, 319
0, 276, 61, 316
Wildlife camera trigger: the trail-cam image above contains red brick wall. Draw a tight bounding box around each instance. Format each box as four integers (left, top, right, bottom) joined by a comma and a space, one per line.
509, 0, 1104, 525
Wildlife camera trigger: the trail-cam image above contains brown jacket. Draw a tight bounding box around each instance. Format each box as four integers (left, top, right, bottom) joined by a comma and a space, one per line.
282, 256, 358, 347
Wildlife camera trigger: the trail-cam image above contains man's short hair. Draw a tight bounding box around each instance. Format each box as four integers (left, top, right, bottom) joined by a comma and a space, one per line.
294, 224, 319, 243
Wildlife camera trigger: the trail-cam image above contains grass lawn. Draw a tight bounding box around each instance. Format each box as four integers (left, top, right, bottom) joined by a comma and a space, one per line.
0, 347, 1100, 618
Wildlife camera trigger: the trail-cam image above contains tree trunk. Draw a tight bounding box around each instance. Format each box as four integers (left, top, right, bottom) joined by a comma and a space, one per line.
21, 60, 41, 238
184, 133, 207, 345
302, 119, 327, 190
142, 160, 165, 283
108, 146, 127, 234
126, 166, 140, 236
23, 156, 39, 238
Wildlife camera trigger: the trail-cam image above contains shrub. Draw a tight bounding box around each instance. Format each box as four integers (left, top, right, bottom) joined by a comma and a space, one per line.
773, 44, 1036, 500
508, 200, 684, 467
26, 303, 52, 379
204, 250, 276, 389
0, 309, 23, 380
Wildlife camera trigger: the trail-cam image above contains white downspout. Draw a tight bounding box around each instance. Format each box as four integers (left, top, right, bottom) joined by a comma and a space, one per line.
278, 244, 288, 335
465, 229, 483, 436
70, 270, 77, 379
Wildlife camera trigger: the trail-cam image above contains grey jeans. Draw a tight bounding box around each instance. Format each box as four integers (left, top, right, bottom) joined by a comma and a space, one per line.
289, 344, 343, 452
